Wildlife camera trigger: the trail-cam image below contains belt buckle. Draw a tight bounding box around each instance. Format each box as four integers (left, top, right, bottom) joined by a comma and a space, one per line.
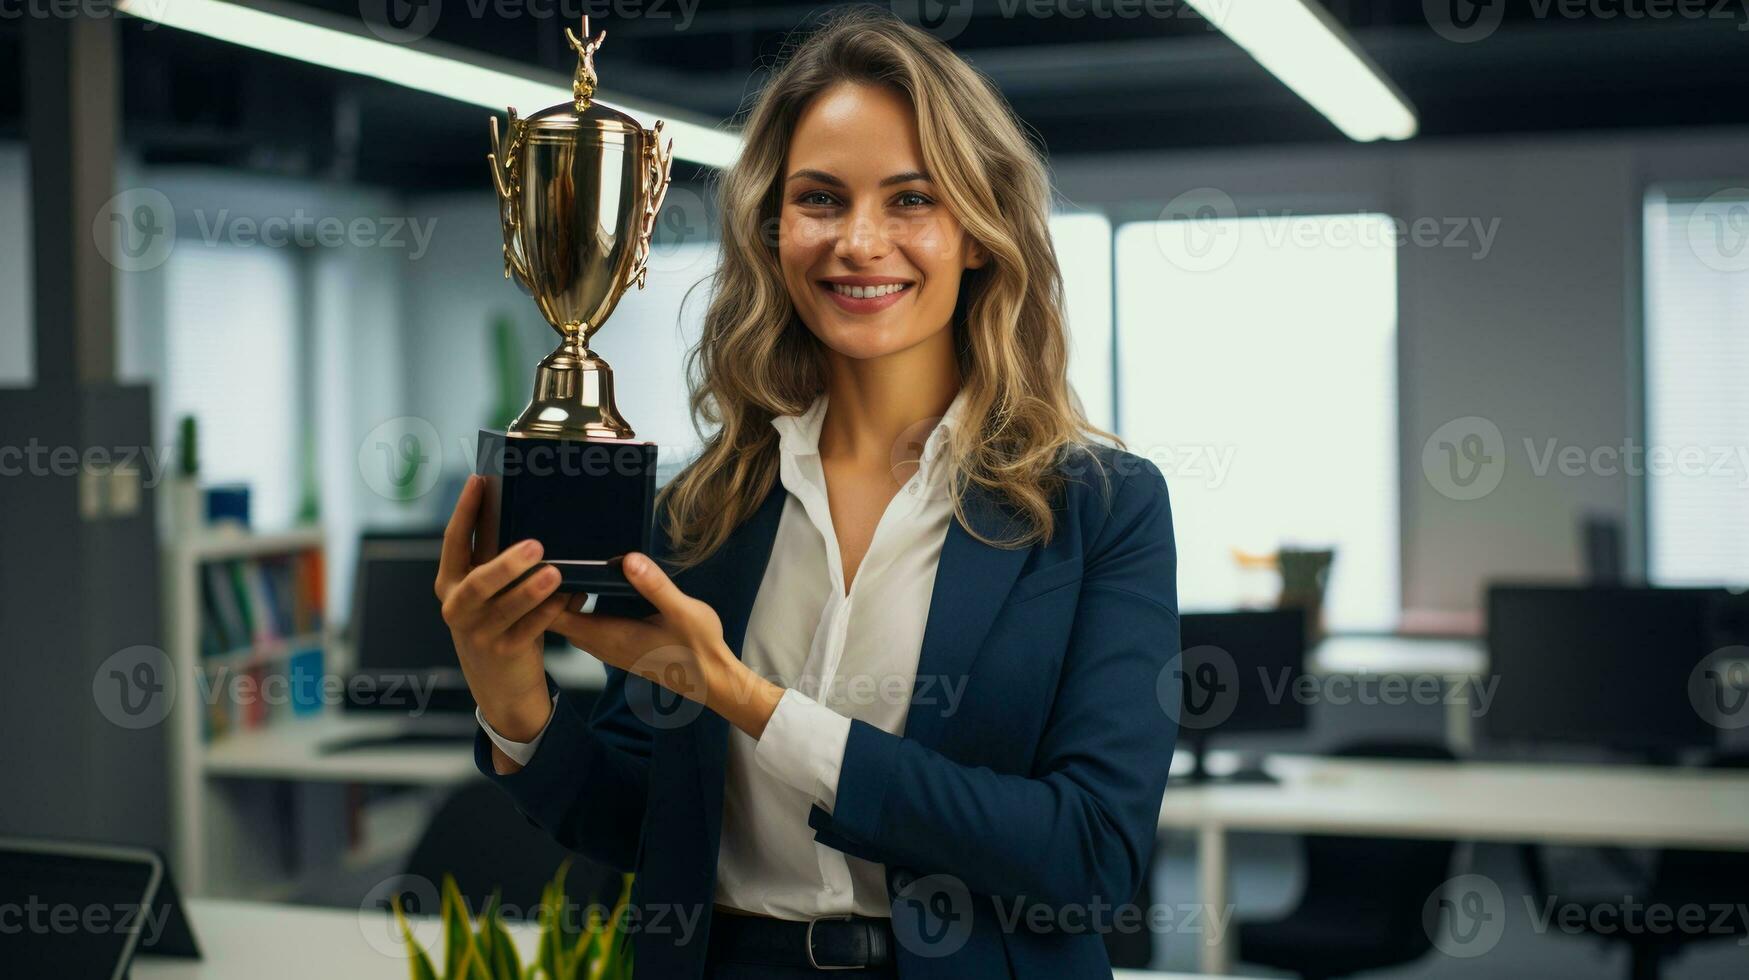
805, 914, 858, 971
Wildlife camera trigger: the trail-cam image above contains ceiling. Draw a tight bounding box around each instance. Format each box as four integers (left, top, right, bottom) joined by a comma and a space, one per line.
3, 1, 1747, 193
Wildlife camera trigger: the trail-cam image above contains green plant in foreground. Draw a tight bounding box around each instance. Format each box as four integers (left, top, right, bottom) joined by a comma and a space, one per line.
394, 860, 635, 980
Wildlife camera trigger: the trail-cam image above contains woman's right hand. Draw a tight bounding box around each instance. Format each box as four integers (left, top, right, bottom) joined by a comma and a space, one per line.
435, 474, 567, 749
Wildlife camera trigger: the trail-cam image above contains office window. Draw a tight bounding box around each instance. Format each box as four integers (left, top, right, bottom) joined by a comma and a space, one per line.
1051, 212, 1115, 432
164, 244, 302, 530
1116, 213, 1399, 632
1645, 188, 1749, 586
0, 145, 30, 386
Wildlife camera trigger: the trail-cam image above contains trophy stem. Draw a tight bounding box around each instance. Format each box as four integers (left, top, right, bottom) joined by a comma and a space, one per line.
507, 329, 636, 441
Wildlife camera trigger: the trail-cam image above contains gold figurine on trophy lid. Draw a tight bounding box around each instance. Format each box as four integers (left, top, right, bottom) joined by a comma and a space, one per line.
566, 18, 605, 112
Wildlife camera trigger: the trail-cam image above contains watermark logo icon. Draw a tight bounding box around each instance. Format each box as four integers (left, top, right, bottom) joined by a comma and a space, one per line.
358, 416, 443, 501
624, 646, 709, 730
1159, 644, 1239, 731
892, 0, 976, 41
360, 0, 442, 43
1423, 415, 1506, 501
1685, 189, 1749, 274
93, 188, 176, 273
1424, 873, 1507, 958
94, 645, 176, 730
891, 873, 973, 958
1425, 0, 1505, 43
1154, 187, 1240, 273
645, 186, 715, 277
358, 873, 442, 957
890, 412, 953, 502
1689, 645, 1749, 731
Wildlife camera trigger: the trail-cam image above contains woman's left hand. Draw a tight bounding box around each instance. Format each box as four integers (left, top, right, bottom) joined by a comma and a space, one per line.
552, 552, 785, 738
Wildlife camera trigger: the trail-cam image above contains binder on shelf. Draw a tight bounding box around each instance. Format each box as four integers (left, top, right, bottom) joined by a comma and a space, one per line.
288, 646, 324, 717
203, 563, 247, 653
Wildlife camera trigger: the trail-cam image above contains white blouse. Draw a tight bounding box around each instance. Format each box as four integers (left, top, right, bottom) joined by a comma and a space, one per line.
480, 388, 967, 921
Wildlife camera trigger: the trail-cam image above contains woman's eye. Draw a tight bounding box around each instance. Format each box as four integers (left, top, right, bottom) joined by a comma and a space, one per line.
797, 191, 837, 207
896, 191, 932, 208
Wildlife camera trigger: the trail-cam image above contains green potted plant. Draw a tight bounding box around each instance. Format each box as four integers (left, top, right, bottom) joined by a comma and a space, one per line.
394, 861, 634, 980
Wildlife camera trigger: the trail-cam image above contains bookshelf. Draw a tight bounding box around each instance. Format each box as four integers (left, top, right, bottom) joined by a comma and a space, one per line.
164, 526, 332, 896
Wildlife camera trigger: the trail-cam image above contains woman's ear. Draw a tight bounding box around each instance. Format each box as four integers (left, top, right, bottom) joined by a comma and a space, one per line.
965, 239, 989, 271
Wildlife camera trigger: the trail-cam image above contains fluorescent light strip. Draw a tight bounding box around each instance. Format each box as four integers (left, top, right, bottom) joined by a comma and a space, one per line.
1185, 0, 1417, 142
114, 0, 742, 168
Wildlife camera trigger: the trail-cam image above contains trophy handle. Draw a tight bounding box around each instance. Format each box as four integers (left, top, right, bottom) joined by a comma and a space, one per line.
623, 120, 675, 292
488, 110, 536, 291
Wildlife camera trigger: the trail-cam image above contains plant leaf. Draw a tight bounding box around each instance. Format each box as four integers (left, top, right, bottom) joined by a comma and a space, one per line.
477, 890, 521, 980
393, 894, 440, 980
538, 878, 562, 980
474, 891, 498, 979
588, 873, 635, 980
442, 874, 477, 980
491, 909, 522, 979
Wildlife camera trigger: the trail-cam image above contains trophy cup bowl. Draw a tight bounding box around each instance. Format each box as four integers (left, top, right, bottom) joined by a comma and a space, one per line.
475, 17, 674, 597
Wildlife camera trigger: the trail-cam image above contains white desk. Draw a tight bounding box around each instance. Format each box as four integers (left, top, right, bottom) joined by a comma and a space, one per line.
1158, 754, 1749, 973
134, 899, 1241, 980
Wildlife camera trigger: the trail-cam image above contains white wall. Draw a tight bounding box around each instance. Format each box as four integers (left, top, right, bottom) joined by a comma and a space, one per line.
1052, 125, 1749, 619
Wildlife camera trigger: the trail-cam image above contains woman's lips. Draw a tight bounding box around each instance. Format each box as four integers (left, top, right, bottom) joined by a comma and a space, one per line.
819, 281, 914, 314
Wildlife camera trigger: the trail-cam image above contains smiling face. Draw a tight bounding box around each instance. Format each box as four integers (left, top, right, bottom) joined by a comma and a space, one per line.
777, 81, 987, 364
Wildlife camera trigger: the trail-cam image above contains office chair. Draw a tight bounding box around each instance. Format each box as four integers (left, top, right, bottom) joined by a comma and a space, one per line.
402, 779, 621, 921
1236, 740, 1460, 980
1519, 750, 1748, 980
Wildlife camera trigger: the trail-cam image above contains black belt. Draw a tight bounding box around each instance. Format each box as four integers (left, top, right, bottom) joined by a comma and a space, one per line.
709, 908, 895, 971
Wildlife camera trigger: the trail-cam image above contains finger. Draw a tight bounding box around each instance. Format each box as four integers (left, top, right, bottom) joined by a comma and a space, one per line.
552, 609, 653, 664
437, 475, 483, 595
621, 553, 689, 621
446, 539, 545, 626
483, 565, 562, 635
504, 591, 568, 651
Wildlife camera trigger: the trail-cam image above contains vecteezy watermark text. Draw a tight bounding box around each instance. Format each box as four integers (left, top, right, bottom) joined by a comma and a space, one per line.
0, 897, 173, 947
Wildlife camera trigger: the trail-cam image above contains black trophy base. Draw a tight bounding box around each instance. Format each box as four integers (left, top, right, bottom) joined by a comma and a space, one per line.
475, 429, 658, 597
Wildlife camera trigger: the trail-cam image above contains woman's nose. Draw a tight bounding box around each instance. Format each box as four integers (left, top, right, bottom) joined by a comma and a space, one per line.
833, 206, 892, 263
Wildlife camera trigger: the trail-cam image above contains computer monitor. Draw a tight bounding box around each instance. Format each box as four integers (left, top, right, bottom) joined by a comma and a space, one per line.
1484, 584, 1721, 755
346, 533, 462, 713
1174, 609, 1309, 782
341, 531, 601, 733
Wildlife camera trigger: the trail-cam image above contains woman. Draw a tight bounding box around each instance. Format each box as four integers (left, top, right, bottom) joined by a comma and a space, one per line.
435, 7, 1179, 978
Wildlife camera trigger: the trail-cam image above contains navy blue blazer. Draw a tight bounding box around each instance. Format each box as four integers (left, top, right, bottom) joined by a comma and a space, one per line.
474, 444, 1180, 978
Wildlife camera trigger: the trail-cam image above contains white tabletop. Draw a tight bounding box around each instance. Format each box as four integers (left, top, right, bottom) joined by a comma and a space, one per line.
1159, 754, 1749, 849
134, 899, 1236, 979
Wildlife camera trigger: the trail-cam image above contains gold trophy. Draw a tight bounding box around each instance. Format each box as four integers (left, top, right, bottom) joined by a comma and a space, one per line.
474, 16, 674, 596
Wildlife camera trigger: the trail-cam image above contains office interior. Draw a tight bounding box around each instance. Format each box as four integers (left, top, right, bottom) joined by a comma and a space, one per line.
2, 3, 1747, 979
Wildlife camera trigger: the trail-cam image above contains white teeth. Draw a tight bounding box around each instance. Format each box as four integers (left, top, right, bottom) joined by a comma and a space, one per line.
829, 282, 908, 299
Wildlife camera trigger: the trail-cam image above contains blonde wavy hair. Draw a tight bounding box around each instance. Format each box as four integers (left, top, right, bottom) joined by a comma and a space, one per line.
659, 4, 1117, 567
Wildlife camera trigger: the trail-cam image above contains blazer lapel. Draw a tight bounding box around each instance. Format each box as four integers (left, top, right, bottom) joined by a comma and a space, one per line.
902, 482, 1032, 750
688, 480, 787, 841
